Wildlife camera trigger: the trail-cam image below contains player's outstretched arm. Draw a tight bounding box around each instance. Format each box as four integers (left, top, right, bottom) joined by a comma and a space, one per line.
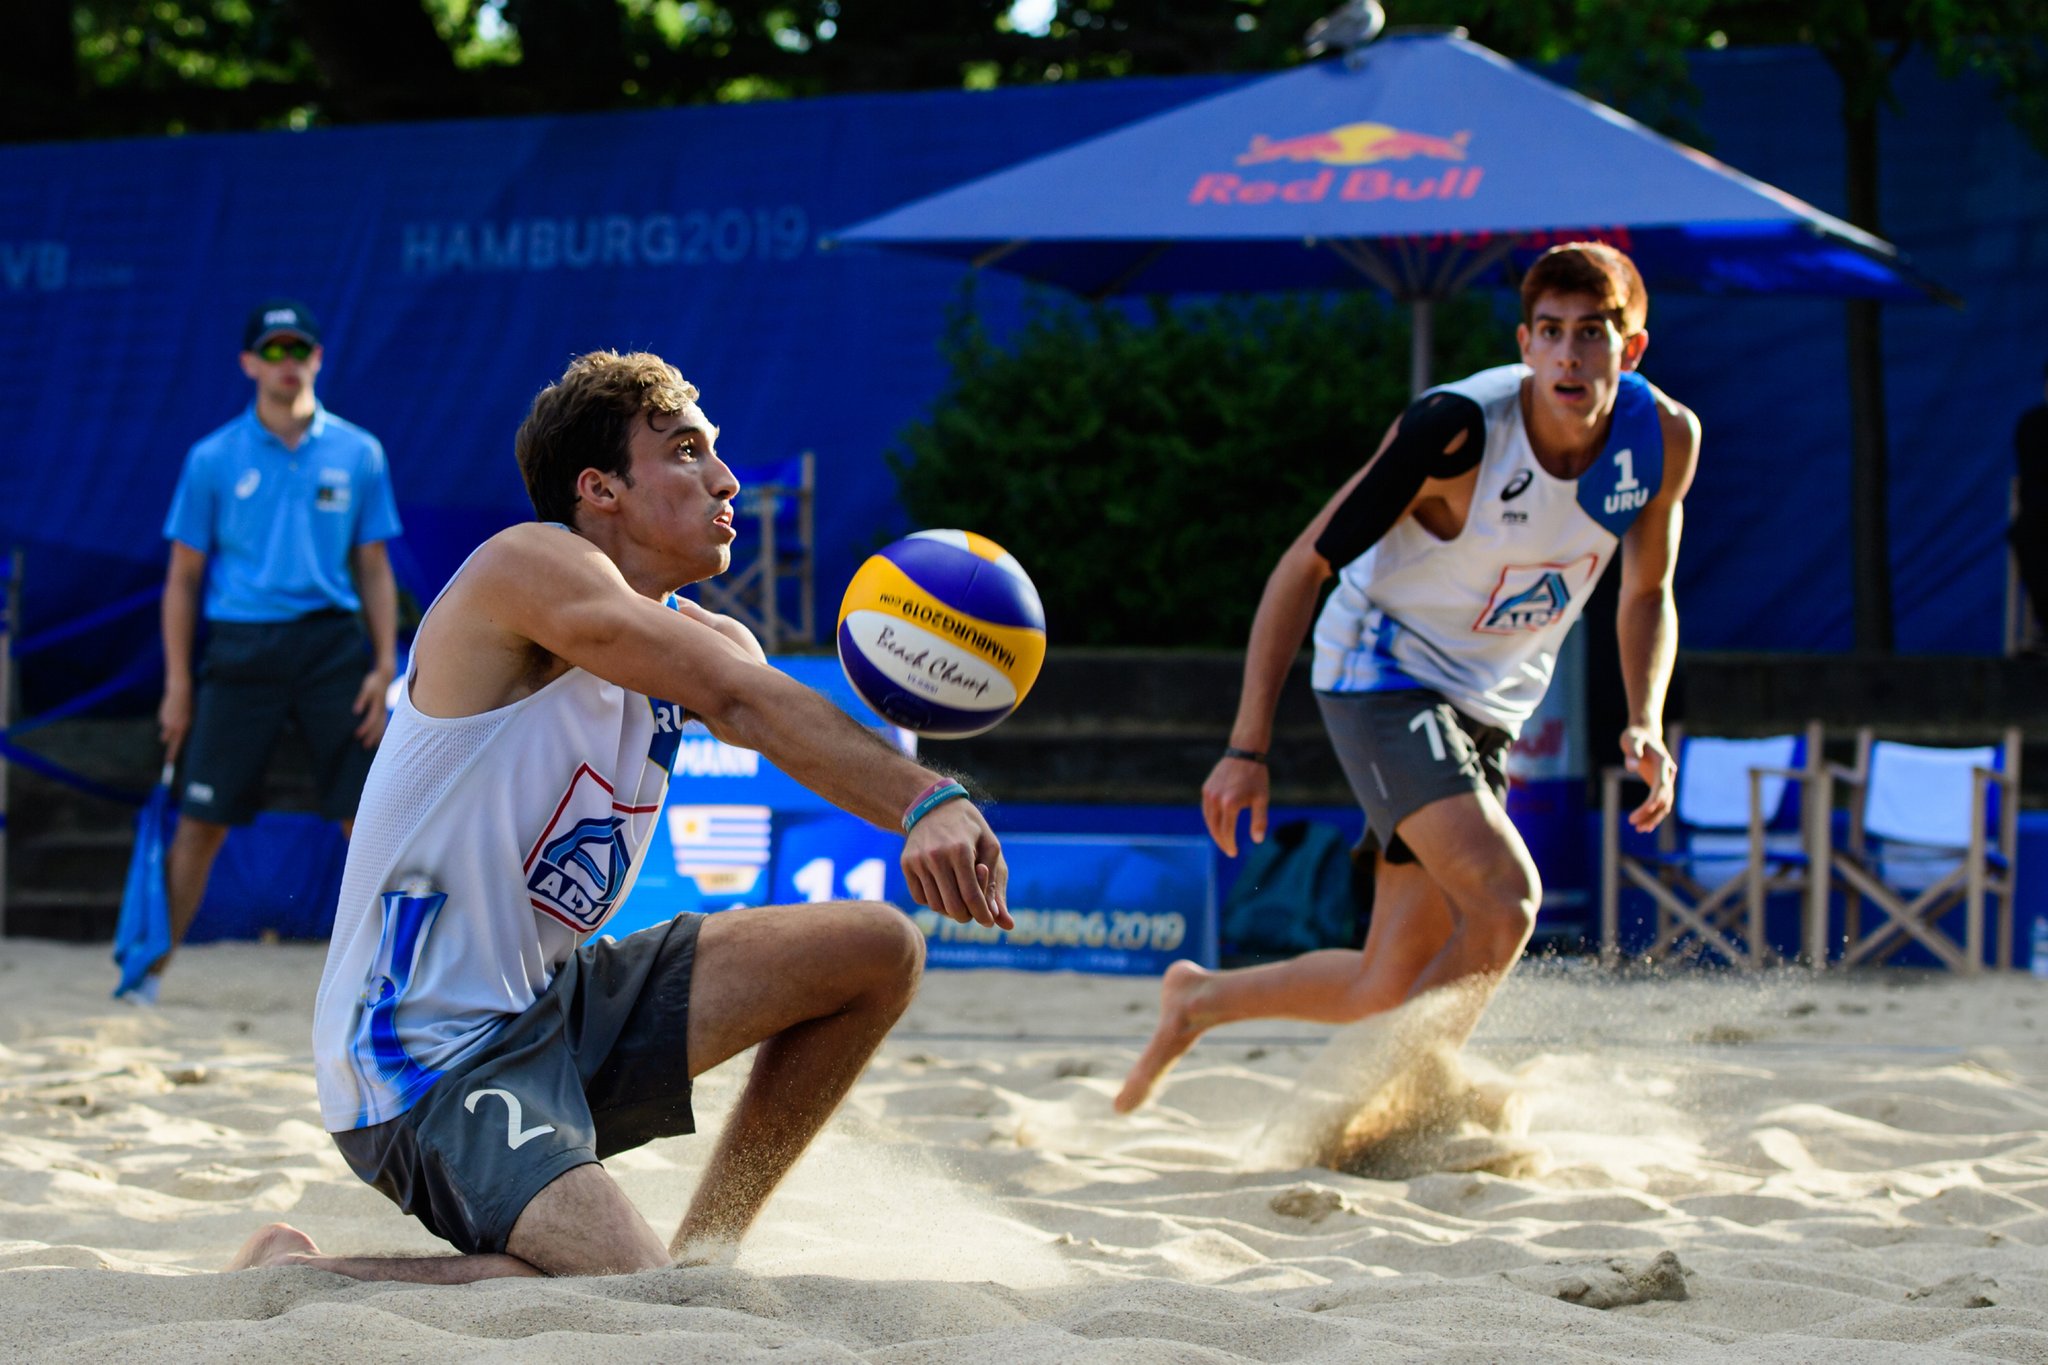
467, 525, 1009, 927
1615, 398, 1702, 832
1206, 527, 1330, 857
671, 596, 768, 665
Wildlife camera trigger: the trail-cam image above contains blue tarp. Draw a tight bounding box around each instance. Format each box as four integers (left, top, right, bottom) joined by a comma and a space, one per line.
0, 76, 1238, 714
0, 45, 2043, 718
110, 775, 175, 996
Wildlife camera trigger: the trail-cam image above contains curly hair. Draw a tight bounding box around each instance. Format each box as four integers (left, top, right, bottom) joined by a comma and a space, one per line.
515, 350, 700, 526
1519, 242, 1648, 335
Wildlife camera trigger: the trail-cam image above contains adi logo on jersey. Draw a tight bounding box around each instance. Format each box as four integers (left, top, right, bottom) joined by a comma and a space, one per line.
1473, 554, 1599, 634
524, 762, 653, 932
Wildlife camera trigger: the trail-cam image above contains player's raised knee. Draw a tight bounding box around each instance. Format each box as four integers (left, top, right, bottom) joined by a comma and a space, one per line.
837, 899, 927, 994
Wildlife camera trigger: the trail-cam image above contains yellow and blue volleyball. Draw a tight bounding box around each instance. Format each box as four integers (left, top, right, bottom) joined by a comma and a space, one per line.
837, 530, 1047, 739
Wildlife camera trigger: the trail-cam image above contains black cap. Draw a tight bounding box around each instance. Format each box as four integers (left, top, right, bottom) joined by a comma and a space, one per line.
242, 298, 321, 351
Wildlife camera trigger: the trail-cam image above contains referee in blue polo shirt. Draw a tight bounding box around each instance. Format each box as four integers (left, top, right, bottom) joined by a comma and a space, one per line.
141, 299, 402, 1000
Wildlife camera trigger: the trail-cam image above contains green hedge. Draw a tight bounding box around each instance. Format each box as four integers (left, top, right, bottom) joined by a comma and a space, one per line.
889, 289, 1507, 649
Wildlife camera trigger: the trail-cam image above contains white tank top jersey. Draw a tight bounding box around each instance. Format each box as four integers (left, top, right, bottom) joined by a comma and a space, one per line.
312, 534, 690, 1132
1312, 364, 1665, 736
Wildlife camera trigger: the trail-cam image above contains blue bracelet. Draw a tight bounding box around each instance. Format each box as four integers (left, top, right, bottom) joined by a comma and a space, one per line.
902, 780, 970, 833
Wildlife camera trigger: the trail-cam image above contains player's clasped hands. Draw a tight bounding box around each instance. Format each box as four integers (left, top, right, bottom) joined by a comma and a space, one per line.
1621, 725, 1678, 832
901, 799, 1013, 931
1202, 753, 1270, 858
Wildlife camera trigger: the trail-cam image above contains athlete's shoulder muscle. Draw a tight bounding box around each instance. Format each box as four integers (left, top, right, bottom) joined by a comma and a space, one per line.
407, 526, 596, 713
1644, 382, 1701, 505
456, 523, 625, 616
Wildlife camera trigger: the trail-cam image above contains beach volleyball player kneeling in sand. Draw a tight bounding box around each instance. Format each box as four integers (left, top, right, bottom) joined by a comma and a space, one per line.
1118, 243, 1700, 1118
231, 351, 1009, 1280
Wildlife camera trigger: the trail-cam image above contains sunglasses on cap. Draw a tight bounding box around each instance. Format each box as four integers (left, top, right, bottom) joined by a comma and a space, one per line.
254, 338, 315, 362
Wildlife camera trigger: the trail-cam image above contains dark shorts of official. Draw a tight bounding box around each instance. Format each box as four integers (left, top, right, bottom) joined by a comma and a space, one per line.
179, 610, 376, 825
331, 913, 704, 1257
1315, 688, 1512, 866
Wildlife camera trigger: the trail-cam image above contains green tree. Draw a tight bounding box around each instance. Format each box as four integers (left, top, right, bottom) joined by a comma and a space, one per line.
8, 1, 1070, 140
22, 1, 2046, 151
890, 289, 1504, 648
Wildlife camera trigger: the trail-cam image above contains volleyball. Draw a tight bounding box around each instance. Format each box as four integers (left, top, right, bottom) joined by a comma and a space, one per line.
837, 530, 1047, 739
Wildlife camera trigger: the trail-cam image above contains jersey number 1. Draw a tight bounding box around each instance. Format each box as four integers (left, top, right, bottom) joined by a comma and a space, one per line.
1613, 447, 1640, 492
1409, 709, 1448, 762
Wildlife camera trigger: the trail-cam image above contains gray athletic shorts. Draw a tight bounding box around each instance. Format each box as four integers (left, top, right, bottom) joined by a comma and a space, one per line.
1315, 689, 1512, 866
180, 611, 377, 825
331, 912, 704, 1256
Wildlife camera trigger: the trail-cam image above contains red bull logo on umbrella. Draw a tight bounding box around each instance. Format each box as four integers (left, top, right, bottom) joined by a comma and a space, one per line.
1192, 122, 1483, 206
1238, 122, 1470, 166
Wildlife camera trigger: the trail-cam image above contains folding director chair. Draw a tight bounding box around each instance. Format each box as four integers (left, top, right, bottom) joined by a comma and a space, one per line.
1600, 723, 1825, 969
696, 451, 815, 650
1822, 728, 2022, 973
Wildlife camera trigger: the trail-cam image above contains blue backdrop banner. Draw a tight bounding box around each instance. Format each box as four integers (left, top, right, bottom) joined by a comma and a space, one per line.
606, 655, 1220, 974
3, 47, 2044, 726
909, 833, 1218, 974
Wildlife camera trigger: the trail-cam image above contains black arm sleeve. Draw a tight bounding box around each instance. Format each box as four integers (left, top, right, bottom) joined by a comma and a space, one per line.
1313, 391, 1485, 569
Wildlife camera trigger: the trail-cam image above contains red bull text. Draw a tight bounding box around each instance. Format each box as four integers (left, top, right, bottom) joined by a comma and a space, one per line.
1191, 165, 1482, 205
1195, 123, 1481, 206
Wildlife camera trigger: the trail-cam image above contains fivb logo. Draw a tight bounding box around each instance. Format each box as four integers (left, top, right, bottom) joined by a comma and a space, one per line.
1473, 554, 1599, 634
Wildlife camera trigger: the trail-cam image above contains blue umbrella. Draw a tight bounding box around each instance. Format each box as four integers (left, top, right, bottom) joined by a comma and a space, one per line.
832, 30, 1954, 391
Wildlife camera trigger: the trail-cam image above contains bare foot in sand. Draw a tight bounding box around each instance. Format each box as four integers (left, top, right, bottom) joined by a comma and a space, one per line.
228, 1223, 319, 1270
1115, 960, 1214, 1113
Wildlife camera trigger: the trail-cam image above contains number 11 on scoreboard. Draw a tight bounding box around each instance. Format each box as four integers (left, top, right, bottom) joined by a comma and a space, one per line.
791, 857, 888, 904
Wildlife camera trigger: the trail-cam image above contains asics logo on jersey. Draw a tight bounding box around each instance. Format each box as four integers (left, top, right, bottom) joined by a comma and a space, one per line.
1500, 470, 1533, 501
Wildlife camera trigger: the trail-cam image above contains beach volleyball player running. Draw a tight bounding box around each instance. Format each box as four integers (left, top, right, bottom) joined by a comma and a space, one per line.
232, 351, 1009, 1279
1117, 242, 1699, 1115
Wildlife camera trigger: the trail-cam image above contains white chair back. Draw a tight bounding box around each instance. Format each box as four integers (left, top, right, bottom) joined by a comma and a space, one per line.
1865, 741, 1996, 848
1676, 735, 1799, 830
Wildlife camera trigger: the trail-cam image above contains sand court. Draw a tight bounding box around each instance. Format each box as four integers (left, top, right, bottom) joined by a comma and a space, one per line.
8, 937, 2048, 1361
